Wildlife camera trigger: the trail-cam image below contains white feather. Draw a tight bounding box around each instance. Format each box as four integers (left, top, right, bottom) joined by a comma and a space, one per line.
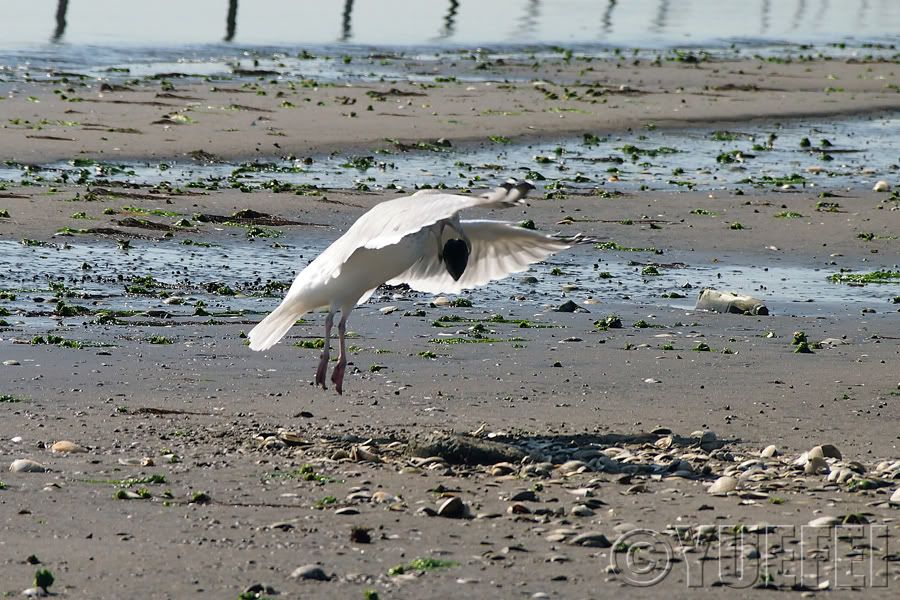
386, 221, 571, 294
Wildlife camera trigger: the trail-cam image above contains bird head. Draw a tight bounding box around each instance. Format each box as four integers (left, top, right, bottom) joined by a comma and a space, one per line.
441, 238, 469, 281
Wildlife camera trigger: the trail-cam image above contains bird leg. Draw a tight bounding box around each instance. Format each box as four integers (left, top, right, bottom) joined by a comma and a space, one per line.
331, 313, 348, 394
315, 312, 334, 389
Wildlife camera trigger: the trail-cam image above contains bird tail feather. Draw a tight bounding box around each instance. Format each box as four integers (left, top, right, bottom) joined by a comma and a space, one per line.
248, 299, 307, 351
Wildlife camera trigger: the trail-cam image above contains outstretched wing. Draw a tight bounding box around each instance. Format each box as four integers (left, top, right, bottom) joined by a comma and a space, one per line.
386, 220, 575, 294
356, 180, 533, 250
295, 180, 534, 289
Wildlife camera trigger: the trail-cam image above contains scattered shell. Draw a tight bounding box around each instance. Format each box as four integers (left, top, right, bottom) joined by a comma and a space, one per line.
290, 565, 329, 581
379, 305, 398, 314
818, 444, 842, 460
655, 436, 674, 449
558, 460, 589, 476
278, 431, 309, 446
490, 462, 518, 476
890, 488, 900, 504
334, 507, 360, 516
350, 445, 381, 463
50, 440, 87, 454
9, 459, 47, 473
872, 180, 890, 192
707, 476, 738, 495
3, 360, 20, 366
437, 496, 465, 519
760, 445, 779, 458
117, 457, 154, 467
804, 456, 829, 475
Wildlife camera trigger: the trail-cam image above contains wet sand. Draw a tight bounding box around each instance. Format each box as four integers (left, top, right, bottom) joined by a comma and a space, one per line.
1, 58, 899, 163
1, 54, 899, 598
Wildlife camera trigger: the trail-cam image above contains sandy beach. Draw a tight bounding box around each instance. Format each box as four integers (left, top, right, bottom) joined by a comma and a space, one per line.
1, 49, 899, 599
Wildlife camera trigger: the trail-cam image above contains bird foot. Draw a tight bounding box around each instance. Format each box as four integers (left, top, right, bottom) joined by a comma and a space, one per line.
315, 352, 329, 389
331, 361, 346, 395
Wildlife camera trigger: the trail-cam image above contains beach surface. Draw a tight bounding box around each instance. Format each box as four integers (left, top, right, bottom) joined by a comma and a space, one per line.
1, 51, 899, 598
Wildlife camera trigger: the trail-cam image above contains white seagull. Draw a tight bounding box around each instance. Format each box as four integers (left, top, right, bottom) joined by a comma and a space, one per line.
248, 180, 584, 393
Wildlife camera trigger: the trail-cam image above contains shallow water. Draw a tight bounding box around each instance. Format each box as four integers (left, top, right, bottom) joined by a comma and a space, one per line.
0, 234, 893, 333
2, 115, 897, 194
0, 1, 898, 82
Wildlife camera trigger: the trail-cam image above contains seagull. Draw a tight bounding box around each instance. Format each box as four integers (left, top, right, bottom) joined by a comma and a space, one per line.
248, 180, 584, 394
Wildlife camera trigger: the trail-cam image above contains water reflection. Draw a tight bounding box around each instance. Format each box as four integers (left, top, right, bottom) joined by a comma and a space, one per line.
52, 0, 68, 42
436, 0, 460, 41
224, 0, 238, 42
601, 0, 617, 36
341, 0, 354, 42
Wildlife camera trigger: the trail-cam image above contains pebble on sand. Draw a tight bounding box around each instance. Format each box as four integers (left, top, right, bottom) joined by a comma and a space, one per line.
872, 180, 890, 192
9, 459, 47, 473
707, 476, 738, 495
808, 516, 841, 528
290, 565, 329, 581
50, 441, 87, 454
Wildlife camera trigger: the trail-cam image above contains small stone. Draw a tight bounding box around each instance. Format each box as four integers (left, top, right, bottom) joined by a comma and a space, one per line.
372, 491, 399, 504
509, 490, 538, 502
872, 180, 890, 192
555, 300, 588, 313
437, 496, 465, 518
50, 441, 87, 454
9, 459, 46, 473
760, 445, 778, 458
21, 588, 48, 598
379, 305, 398, 314
808, 516, 841, 528
290, 564, 329, 581
3, 360, 20, 366
707, 476, 738, 495
432, 296, 451, 307
568, 532, 611, 548
334, 507, 360, 516
570, 504, 595, 517
507, 502, 531, 515
889, 488, 900, 504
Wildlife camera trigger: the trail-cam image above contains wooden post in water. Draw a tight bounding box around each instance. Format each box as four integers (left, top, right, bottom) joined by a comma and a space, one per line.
225, 0, 238, 42
52, 0, 69, 42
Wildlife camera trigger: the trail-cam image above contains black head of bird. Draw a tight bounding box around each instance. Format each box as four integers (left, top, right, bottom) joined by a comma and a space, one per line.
441, 238, 469, 281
